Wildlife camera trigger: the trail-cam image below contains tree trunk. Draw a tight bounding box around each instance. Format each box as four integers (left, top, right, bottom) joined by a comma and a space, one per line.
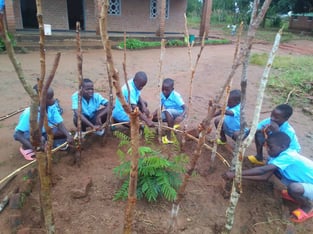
156, 0, 166, 37
199, 0, 212, 38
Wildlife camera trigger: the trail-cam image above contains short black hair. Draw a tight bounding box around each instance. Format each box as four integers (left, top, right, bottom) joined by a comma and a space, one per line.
267, 132, 291, 148
83, 78, 93, 84
275, 104, 293, 119
229, 89, 241, 102
163, 78, 174, 87
134, 71, 147, 83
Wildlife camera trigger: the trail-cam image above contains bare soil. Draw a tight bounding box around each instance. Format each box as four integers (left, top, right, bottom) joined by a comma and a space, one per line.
0, 36, 313, 233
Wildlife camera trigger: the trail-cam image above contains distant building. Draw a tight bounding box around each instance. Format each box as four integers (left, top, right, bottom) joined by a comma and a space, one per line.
289, 14, 313, 32
4, 0, 187, 34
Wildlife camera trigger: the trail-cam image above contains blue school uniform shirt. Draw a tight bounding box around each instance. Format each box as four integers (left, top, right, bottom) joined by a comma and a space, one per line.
224, 104, 241, 133
161, 90, 184, 112
112, 79, 140, 122
0, 0, 4, 11
268, 148, 313, 184
257, 118, 301, 152
15, 105, 63, 133
72, 92, 108, 119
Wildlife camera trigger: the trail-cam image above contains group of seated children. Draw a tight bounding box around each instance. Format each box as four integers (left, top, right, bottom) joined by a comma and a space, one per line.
217, 90, 312, 223
14, 78, 313, 222
14, 71, 187, 159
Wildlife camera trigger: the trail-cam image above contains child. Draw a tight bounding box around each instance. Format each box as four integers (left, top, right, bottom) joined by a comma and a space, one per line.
14, 87, 73, 160
72, 78, 110, 136
112, 71, 154, 127
248, 104, 301, 165
213, 89, 247, 144
223, 132, 313, 223
152, 78, 187, 144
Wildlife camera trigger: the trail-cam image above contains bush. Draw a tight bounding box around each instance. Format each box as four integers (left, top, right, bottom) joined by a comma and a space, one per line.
113, 130, 188, 202
0, 33, 16, 52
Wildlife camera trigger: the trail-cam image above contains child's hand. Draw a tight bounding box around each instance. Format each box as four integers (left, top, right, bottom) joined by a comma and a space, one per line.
268, 121, 279, 132
67, 134, 74, 144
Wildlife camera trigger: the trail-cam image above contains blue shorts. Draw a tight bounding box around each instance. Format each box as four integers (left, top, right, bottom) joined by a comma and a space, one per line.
302, 183, 313, 201
222, 124, 249, 138
161, 109, 184, 121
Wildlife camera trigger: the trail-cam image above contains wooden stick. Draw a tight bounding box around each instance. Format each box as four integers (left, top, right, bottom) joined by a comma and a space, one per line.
225, 1, 275, 232
157, 39, 166, 143
0, 107, 26, 121
76, 21, 83, 166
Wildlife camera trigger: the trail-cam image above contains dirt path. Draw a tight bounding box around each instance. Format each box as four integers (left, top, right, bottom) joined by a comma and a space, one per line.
0, 39, 313, 233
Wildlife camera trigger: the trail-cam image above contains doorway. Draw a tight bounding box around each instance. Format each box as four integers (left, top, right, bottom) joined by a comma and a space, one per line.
20, 0, 38, 29
67, 0, 85, 30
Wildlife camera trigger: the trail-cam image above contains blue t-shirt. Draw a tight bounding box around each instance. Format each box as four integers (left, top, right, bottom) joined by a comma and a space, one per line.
161, 90, 184, 112
224, 104, 241, 133
0, 0, 4, 11
257, 118, 301, 152
112, 79, 140, 122
72, 92, 108, 119
15, 105, 63, 133
268, 148, 313, 184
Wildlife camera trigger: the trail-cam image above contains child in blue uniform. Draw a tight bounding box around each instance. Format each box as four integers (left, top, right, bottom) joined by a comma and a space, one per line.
214, 89, 247, 144
223, 132, 313, 223
248, 104, 301, 165
152, 78, 187, 143
72, 78, 110, 136
112, 71, 154, 127
14, 87, 73, 160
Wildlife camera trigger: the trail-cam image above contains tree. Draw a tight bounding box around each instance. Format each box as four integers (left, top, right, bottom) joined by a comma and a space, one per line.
187, 0, 202, 16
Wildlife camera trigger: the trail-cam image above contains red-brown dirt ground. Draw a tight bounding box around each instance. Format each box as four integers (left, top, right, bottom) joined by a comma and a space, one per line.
0, 35, 313, 233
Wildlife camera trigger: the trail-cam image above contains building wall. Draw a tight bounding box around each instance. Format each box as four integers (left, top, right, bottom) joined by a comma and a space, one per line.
9, 0, 186, 33
289, 16, 313, 31
106, 0, 186, 33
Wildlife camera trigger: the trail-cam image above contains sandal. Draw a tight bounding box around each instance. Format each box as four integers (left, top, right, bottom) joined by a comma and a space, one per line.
247, 155, 265, 165
281, 190, 298, 203
290, 208, 313, 223
19, 147, 36, 161
162, 136, 173, 144
216, 139, 226, 145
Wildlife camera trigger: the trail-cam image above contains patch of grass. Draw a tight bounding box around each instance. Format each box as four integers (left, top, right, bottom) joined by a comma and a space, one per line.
117, 38, 230, 50
0, 33, 17, 52
250, 53, 313, 106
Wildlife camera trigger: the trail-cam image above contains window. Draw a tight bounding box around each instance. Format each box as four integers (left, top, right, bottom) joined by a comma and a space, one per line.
150, 0, 169, 19
108, 0, 121, 15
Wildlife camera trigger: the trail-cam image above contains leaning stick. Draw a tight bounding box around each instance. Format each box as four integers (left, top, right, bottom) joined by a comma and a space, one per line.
76, 21, 83, 166
0, 107, 26, 121
157, 39, 166, 143
161, 125, 230, 168
211, 22, 244, 167
225, 1, 275, 232
99, 2, 140, 233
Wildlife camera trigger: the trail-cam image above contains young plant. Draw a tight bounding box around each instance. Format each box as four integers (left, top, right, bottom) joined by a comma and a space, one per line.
113, 131, 188, 202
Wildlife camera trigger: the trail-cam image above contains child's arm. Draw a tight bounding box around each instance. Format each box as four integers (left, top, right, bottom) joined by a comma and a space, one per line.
95, 102, 111, 125
223, 164, 277, 181
56, 122, 73, 143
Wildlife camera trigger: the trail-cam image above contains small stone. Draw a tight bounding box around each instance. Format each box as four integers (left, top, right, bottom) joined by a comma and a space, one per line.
70, 177, 92, 199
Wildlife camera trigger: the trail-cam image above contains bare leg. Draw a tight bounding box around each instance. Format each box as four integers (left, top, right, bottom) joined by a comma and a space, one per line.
255, 130, 266, 161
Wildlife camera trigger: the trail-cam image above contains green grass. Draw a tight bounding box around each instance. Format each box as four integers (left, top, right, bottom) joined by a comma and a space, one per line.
116, 38, 230, 50
250, 53, 313, 106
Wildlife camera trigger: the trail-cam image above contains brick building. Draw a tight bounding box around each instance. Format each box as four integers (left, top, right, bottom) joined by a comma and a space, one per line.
4, 0, 187, 34
289, 15, 313, 32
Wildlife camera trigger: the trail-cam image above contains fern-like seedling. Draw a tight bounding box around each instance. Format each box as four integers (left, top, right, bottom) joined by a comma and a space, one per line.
113, 147, 187, 202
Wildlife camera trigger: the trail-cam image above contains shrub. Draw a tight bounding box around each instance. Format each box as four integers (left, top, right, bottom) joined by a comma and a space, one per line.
0, 33, 16, 52
113, 131, 188, 202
